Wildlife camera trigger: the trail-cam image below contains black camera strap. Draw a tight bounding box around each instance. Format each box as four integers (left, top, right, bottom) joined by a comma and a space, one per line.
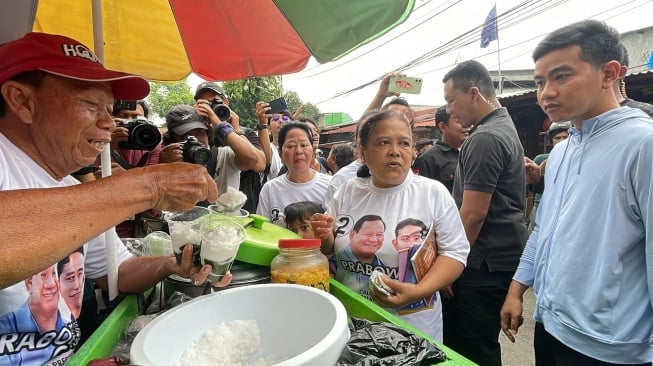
206, 146, 220, 178
111, 150, 150, 170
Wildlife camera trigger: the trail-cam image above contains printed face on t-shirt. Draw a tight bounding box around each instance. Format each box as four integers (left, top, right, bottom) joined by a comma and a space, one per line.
59, 252, 85, 319
393, 224, 425, 252
26, 266, 60, 317
349, 220, 385, 262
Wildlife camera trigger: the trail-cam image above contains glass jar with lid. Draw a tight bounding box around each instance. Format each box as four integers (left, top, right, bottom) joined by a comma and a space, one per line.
270, 239, 330, 292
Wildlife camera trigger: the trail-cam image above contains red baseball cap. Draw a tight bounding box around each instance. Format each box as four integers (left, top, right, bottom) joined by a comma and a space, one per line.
0, 32, 149, 100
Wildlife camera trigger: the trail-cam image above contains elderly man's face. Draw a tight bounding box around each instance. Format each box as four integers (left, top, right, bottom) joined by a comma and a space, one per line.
24, 74, 115, 179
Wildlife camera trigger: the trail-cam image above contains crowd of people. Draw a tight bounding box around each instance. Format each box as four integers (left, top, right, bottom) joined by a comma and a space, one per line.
1, 18, 653, 366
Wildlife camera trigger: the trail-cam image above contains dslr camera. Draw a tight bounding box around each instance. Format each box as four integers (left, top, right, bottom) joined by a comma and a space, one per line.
209, 99, 231, 121
179, 136, 212, 165
116, 118, 162, 151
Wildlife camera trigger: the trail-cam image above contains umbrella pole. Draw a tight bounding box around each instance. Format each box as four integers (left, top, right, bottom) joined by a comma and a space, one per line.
93, 0, 119, 301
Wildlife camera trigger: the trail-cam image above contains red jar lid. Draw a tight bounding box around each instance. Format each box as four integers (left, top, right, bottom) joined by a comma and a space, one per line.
278, 238, 321, 249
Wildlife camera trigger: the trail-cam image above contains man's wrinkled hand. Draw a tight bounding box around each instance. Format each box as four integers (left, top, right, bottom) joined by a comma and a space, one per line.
141, 162, 218, 212
159, 143, 183, 164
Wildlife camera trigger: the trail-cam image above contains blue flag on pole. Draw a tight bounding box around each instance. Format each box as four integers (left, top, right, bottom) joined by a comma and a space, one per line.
480, 5, 498, 48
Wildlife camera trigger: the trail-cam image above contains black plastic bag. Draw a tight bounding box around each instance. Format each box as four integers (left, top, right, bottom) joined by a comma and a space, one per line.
337, 318, 448, 366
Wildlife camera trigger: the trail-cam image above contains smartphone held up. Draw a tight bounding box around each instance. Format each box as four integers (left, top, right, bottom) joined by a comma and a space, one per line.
267, 97, 288, 114
388, 76, 423, 94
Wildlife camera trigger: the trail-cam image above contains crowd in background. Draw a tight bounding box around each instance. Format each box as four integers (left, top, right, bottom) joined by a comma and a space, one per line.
2, 18, 653, 366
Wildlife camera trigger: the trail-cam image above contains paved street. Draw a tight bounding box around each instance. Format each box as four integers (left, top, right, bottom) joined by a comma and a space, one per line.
500, 288, 536, 366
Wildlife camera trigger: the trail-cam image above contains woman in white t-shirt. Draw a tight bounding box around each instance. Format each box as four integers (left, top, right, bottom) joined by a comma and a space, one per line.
312, 110, 469, 341
256, 122, 331, 226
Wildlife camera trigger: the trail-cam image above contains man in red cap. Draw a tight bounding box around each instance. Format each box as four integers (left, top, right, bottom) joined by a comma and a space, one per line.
0, 32, 224, 365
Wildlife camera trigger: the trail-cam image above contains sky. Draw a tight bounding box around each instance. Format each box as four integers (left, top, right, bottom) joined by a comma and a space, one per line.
189, 0, 653, 121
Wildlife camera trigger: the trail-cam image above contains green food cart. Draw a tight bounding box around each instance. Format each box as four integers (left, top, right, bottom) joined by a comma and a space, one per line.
67, 215, 476, 365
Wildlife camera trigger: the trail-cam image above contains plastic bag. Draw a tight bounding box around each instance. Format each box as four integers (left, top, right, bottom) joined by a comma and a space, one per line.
336, 318, 447, 366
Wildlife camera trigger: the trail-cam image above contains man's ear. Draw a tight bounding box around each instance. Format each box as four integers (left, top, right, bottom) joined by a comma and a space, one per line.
601, 60, 622, 90
1, 81, 36, 124
618, 65, 628, 79
437, 121, 446, 134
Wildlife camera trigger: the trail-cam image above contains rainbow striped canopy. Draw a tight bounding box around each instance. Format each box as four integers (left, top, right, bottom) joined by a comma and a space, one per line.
1, 0, 414, 81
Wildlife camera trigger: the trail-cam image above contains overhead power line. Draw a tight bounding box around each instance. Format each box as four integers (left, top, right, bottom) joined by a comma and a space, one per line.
318, 0, 646, 104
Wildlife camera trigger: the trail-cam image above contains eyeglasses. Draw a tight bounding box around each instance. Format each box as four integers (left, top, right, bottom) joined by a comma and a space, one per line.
271, 115, 291, 122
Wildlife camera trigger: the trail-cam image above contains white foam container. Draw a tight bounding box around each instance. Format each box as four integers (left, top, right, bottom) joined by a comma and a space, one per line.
130, 284, 349, 366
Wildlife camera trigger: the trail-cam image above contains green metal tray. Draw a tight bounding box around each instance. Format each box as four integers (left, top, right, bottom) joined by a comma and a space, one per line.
68, 279, 476, 365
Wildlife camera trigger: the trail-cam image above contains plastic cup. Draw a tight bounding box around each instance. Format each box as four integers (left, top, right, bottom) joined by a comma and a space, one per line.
199, 214, 246, 281
165, 206, 210, 266
143, 231, 173, 257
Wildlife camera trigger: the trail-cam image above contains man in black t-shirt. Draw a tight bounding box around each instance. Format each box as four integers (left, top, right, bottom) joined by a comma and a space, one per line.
441, 60, 528, 366
412, 106, 469, 193
614, 46, 653, 117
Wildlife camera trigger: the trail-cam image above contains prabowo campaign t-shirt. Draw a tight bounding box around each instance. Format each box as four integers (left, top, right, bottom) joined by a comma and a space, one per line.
329, 173, 468, 341
0, 133, 131, 365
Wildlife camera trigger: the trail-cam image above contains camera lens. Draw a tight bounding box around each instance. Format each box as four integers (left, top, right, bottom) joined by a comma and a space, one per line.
132, 124, 161, 150
209, 100, 231, 121
187, 146, 211, 165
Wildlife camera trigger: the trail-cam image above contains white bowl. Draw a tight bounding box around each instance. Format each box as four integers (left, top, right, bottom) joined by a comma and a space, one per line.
130, 284, 349, 366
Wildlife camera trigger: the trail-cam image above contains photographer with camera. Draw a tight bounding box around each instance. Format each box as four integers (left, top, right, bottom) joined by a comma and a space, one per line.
111, 99, 163, 170
193, 82, 267, 211
162, 105, 213, 164
107, 100, 169, 238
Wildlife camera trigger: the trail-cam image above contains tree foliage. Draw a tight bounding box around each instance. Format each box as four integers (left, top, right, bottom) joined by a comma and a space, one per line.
284, 90, 320, 120
223, 77, 321, 128
147, 80, 195, 122
146, 76, 321, 128
223, 77, 282, 128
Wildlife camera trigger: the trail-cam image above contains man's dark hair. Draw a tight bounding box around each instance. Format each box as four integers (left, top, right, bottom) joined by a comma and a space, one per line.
394, 218, 427, 237
382, 96, 410, 110
112, 99, 149, 118
298, 116, 316, 126
0, 70, 46, 117
330, 144, 356, 169
435, 106, 451, 124
284, 201, 324, 226
442, 60, 495, 98
353, 215, 386, 232
57, 246, 84, 277
137, 100, 150, 118
532, 19, 622, 68
415, 139, 433, 151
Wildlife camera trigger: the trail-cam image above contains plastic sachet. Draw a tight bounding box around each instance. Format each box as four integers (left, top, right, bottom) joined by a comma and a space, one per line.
369, 269, 395, 297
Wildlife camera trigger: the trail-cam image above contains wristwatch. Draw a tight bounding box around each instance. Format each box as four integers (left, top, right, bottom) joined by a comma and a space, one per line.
257, 123, 269, 131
